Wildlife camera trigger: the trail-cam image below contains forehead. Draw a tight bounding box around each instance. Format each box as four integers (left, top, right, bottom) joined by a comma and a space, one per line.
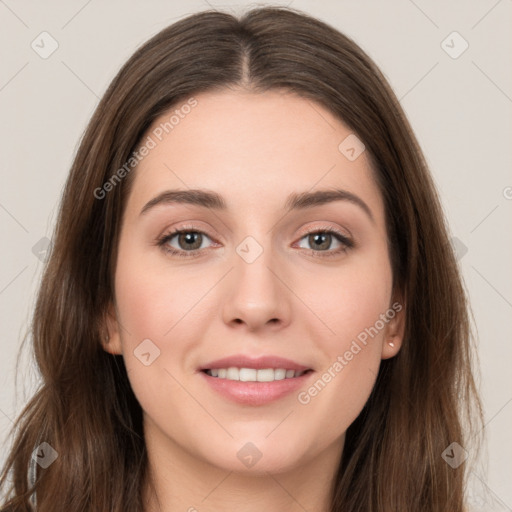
124, 89, 384, 223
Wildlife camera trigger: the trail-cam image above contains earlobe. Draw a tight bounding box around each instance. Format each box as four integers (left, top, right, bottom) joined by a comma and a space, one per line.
381, 296, 406, 360
100, 302, 123, 355
102, 333, 123, 355
382, 338, 401, 359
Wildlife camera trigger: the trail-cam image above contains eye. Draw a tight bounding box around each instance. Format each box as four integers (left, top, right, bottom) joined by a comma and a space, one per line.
156, 227, 216, 258
295, 227, 354, 258
156, 225, 354, 259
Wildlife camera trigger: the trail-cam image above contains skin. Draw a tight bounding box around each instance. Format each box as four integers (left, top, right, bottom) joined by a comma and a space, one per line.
102, 88, 405, 512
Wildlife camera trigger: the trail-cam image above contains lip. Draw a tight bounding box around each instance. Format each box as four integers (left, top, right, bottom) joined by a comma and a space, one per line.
198, 354, 312, 372
199, 369, 314, 406
197, 354, 314, 406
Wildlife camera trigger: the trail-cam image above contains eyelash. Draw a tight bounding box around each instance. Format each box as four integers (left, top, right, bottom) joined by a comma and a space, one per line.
155, 224, 354, 260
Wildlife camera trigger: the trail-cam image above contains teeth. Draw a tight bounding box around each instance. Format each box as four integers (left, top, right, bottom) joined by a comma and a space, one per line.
205, 367, 308, 382
226, 367, 239, 380
239, 368, 256, 381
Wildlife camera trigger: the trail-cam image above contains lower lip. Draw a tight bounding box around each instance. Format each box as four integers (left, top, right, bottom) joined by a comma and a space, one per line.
199, 370, 314, 406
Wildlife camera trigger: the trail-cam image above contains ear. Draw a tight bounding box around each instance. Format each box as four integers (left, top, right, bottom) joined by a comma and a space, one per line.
100, 301, 123, 355
381, 294, 406, 360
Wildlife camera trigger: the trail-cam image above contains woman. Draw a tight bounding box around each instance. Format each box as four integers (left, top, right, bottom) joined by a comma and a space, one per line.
0, 6, 482, 511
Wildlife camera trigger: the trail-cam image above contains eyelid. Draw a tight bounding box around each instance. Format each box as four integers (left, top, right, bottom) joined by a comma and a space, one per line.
296, 222, 353, 240
158, 222, 219, 243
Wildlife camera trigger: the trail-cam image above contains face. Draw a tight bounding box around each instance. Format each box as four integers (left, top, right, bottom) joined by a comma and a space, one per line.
103, 89, 405, 476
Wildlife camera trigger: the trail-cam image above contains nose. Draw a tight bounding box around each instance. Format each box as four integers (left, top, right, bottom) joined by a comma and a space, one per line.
221, 244, 292, 333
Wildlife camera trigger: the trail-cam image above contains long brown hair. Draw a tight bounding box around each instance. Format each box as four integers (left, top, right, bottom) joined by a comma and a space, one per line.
0, 6, 483, 511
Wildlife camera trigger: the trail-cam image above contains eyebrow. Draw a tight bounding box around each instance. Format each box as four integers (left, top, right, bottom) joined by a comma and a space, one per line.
139, 188, 374, 222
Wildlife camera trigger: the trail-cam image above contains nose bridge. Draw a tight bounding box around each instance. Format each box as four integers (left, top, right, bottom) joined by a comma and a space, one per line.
221, 231, 291, 331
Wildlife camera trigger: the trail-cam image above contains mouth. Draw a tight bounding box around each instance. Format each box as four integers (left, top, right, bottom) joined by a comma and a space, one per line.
197, 354, 315, 405
199, 366, 315, 406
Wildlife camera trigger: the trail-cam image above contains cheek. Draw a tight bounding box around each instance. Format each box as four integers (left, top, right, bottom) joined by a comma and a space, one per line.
112, 245, 212, 410
297, 249, 393, 354
292, 253, 392, 432
112, 284, 181, 430
113, 242, 199, 341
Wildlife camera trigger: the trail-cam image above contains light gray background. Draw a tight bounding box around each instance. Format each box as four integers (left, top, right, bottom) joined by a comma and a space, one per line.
1, 0, 511, 509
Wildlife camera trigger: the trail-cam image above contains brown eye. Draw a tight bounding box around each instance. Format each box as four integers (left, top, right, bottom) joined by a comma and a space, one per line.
296, 229, 352, 256
175, 232, 203, 251
307, 232, 332, 251
157, 228, 215, 258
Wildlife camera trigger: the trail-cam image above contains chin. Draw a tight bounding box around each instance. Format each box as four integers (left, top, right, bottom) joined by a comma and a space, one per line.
203, 438, 307, 476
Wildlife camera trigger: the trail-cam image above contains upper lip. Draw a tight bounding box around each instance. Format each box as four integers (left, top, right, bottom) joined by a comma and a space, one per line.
199, 354, 313, 372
